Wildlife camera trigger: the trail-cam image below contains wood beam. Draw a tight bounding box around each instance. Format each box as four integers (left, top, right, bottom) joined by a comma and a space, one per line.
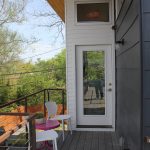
47, 0, 65, 22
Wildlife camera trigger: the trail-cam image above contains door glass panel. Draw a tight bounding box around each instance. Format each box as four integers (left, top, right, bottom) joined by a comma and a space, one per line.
83, 51, 105, 115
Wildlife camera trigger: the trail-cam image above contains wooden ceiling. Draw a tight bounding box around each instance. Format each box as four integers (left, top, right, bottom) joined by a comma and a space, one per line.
47, 0, 65, 22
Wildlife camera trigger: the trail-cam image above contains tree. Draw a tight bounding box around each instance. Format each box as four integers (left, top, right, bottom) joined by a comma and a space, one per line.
32, 2, 65, 41
0, 0, 65, 105
16, 49, 66, 105
0, 0, 28, 69
0, 28, 22, 65
84, 51, 104, 81
47, 49, 66, 85
0, 0, 27, 103
0, 0, 27, 26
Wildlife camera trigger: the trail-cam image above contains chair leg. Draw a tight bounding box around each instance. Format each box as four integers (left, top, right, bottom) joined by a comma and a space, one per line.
53, 141, 55, 150
54, 139, 58, 150
69, 118, 72, 135
62, 119, 65, 141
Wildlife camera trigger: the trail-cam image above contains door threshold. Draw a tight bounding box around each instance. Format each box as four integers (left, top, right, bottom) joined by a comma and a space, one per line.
76, 125, 114, 131
77, 125, 112, 128
75, 126, 115, 131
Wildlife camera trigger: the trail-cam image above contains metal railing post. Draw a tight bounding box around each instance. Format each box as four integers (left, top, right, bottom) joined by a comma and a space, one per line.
44, 89, 46, 117
48, 90, 50, 101
25, 97, 28, 113
62, 89, 65, 114
28, 115, 36, 150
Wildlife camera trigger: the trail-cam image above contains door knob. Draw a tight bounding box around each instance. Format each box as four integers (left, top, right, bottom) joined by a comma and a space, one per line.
108, 88, 112, 92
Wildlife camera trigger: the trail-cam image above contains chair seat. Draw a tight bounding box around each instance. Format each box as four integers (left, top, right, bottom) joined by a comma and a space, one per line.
54, 115, 71, 120
36, 130, 58, 142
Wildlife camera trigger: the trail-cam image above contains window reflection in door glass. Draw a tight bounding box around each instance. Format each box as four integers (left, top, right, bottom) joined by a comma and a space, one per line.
83, 51, 105, 115
77, 3, 109, 22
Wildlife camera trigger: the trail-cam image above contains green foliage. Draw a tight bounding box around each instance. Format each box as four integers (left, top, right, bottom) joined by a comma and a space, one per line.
0, 103, 18, 112
84, 51, 104, 81
35, 112, 44, 119
0, 1, 66, 110
16, 49, 66, 105
8, 133, 27, 147
0, 27, 24, 105
0, 87, 8, 105
0, 47, 66, 108
0, 0, 26, 26
0, 0, 27, 106
0, 28, 23, 65
0, 0, 66, 111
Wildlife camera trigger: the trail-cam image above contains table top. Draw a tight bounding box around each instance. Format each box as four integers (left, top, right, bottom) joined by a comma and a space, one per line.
35, 119, 60, 130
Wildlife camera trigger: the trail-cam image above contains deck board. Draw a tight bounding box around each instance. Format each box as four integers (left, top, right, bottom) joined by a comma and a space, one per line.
105, 132, 113, 150
58, 131, 120, 150
91, 131, 99, 150
76, 131, 86, 150
99, 131, 105, 150
69, 131, 80, 150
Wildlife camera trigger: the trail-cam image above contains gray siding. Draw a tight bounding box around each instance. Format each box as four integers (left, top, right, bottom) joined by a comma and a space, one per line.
115, 0, 142, 149
142, 0, 150, 149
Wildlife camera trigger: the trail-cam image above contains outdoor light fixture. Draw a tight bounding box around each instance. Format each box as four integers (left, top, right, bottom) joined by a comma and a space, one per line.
144, 136, 150, 144
115, 39, 125, 51
115, 43, 120, 51
116, 38, 125, 45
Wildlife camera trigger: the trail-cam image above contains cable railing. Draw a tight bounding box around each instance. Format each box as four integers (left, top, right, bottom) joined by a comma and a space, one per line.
0, 113, 36, 150
0, 88, 66, 114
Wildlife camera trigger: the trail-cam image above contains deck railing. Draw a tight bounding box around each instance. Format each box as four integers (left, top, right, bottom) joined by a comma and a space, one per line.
0, 88, 66, 149
0, 113, 36, 150
0, 88, 66, 115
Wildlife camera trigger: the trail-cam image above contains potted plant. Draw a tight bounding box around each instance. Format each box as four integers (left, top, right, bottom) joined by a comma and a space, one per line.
35, 112, 45, 124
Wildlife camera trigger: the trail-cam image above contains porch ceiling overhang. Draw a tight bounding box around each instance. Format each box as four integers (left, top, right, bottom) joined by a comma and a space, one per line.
47, 0, 65, 22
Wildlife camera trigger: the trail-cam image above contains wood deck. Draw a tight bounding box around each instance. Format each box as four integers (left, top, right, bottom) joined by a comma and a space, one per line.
57, 131, 120, 150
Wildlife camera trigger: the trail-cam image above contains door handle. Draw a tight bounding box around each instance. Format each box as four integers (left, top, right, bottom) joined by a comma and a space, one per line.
108, 88, 112, 92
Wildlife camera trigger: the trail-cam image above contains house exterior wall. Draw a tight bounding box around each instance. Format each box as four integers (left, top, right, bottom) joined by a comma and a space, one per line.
115, 0, 142, 150
65, 0, 115, 129
142, 0, 150, 149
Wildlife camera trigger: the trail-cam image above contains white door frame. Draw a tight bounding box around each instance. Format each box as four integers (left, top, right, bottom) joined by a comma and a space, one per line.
76, 45, 115, 129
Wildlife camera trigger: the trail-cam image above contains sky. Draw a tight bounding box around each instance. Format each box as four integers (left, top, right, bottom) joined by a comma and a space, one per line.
7, 0, 65, 62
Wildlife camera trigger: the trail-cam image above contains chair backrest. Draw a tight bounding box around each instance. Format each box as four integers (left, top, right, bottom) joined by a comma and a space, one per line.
45, 101, 57, 118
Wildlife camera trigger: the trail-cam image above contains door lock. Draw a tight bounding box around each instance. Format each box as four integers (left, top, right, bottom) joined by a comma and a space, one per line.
108, 88, 112, 92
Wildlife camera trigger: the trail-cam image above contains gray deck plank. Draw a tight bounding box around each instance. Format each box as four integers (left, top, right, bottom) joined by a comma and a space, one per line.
59, 131, 119, 150
91, 131, 99, 150
60, 131, 75, 150
57, 131, 69, 149
99, 131, 105, 150
83, 131, 93, 150
111, 132, 120, 150
105, 132, 113, 150
68, 131, 80, 150
76, 131, 86, 150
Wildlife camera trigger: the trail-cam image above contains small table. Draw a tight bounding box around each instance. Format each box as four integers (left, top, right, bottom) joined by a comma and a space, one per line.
35, 120, 60, 150
36, 120, 60, 130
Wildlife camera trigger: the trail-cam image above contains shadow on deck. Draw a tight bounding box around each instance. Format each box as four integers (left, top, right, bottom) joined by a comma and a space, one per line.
57, 131, 120, 150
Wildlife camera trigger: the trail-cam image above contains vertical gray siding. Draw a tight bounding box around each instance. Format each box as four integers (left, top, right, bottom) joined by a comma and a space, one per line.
142, 0, 150, 149
115, 0, 142, 149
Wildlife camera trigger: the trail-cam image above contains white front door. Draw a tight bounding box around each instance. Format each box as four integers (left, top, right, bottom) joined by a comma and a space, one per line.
76, 45, 113, 126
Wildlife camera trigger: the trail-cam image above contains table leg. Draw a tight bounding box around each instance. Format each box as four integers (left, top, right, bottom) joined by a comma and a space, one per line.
62, 120, 65, 141
36, 141, 53, 150
36, 141, 46, 150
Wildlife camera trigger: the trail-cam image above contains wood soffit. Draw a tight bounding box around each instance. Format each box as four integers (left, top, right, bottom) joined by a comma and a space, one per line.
47, 0, 65, 22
